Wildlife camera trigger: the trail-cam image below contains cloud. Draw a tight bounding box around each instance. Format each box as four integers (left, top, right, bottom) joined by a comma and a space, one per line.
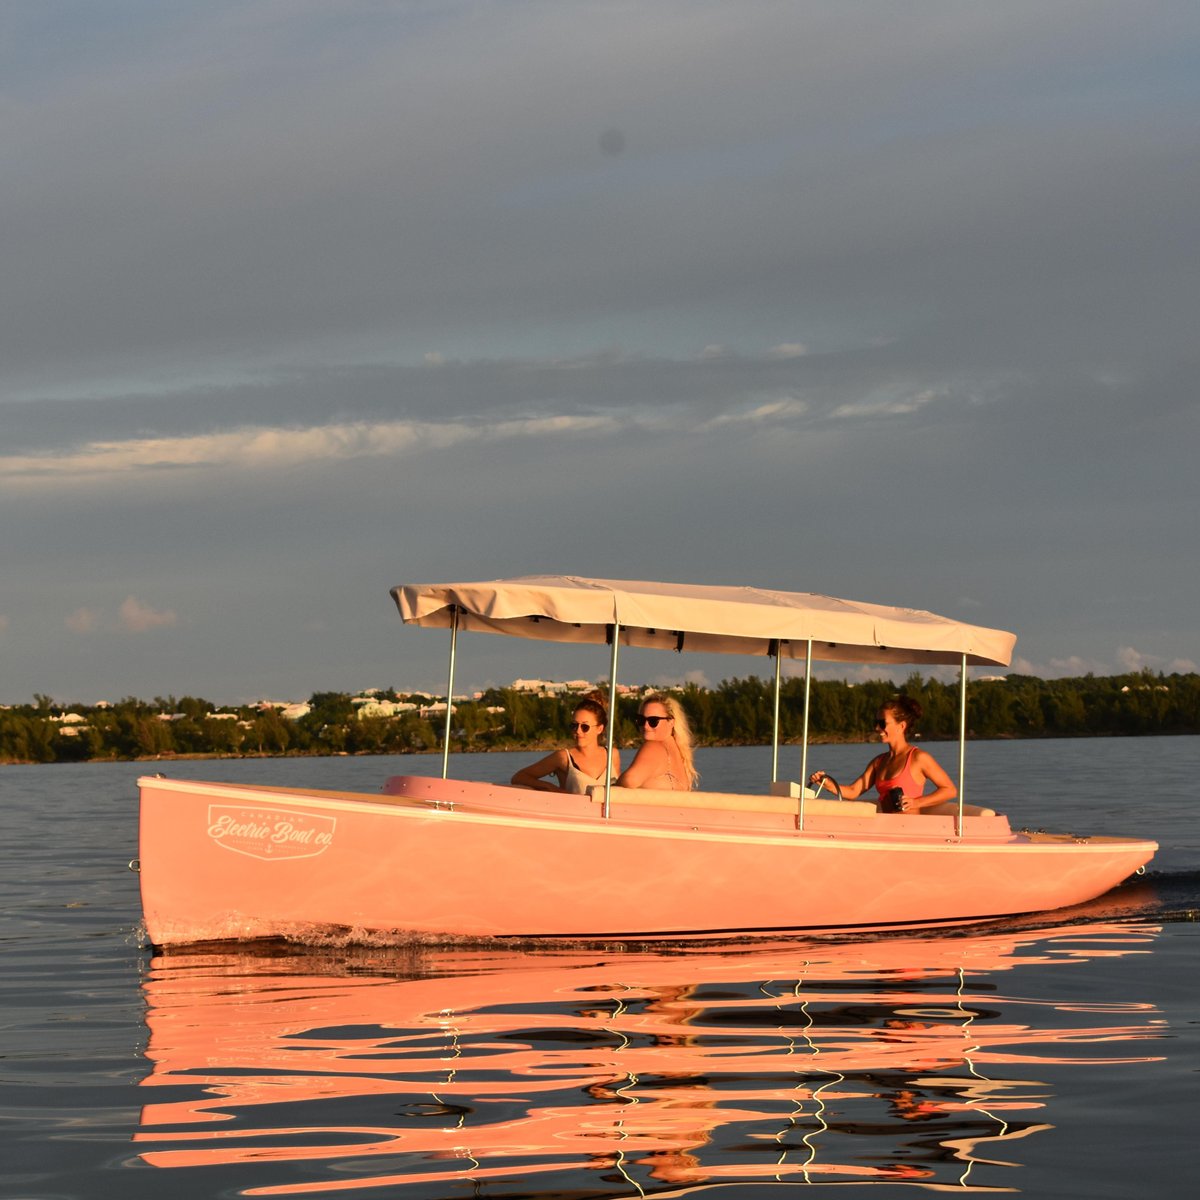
1118, 645, 1199, 675
1117, 646, 1149, 672
1007, 648, 1200, 679
0, 412, 622, 489
699, 396, 808, 430
1011, 654, 1108, 678
66, 608, 100, 634
0, 614, 9, 633
829, 387, 948, 420
66, 602, 176, 635
770, 344, 809, 359
119, 597, 177, 633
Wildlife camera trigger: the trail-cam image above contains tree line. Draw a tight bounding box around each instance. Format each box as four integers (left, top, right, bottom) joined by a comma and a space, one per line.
2, 670, 1198, 765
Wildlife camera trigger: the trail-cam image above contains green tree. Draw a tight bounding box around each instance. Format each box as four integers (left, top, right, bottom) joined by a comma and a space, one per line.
204, 716, 245, 756
249, 710, 290, 755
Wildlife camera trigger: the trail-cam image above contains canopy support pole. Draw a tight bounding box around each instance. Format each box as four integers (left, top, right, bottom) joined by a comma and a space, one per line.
797, 639, 813, 830
603, 622, 621, 818
440, 605, 459, 780
956, 652, 968, 837
770, 639, 782, 783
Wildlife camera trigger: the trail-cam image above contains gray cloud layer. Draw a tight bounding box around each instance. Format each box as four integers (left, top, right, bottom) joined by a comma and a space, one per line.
2, 1, 1197, 702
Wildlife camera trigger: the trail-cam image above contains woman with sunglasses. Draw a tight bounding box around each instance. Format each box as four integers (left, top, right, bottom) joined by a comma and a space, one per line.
616, 693, 699, 791
510, 696, 620, 793
808, 694, 956, 813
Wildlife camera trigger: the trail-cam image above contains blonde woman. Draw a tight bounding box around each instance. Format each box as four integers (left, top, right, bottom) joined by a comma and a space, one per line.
617, 693, 698, 791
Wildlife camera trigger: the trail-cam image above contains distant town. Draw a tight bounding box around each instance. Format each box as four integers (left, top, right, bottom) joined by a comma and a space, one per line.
5, 677, 629, 730
249, 678, 639, 724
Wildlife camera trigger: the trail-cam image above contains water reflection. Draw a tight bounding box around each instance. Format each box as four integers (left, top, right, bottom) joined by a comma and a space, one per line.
135, 921, 1165, 1196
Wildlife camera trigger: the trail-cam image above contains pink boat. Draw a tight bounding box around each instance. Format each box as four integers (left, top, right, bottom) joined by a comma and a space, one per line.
136, 577, 1157, 945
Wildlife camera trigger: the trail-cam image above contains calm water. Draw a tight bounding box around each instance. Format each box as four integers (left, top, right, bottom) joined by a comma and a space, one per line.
2, 738, 1197, 1198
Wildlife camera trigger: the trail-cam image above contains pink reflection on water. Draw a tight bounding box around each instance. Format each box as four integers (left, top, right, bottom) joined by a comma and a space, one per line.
135, 921, 1165, 1195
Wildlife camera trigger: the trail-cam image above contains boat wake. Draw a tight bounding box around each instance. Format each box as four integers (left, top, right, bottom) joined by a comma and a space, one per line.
945, 870, 1197, 940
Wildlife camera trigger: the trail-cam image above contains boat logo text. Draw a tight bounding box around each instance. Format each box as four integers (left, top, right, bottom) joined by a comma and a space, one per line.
207, 805, 337, 861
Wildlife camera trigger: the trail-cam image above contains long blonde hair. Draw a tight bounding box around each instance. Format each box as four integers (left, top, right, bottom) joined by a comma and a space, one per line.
639, 692, 699, 788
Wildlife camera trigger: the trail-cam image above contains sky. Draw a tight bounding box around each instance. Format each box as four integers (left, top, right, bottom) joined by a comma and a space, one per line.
2, 0, 1198, 706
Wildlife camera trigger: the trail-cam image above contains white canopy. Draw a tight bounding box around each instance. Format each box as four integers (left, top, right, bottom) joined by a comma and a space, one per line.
390, 576, 1015, 667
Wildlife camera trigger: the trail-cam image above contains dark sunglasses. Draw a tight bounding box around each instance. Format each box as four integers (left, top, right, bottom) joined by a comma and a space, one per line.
636, 714, 672, 728
874, 717, 889, 729
569, 721, 594, 732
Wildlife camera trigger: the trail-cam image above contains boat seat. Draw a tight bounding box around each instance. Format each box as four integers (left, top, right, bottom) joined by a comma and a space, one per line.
773, 781, 995, 818
924, 801, 997, 818
588, 785, 877, 818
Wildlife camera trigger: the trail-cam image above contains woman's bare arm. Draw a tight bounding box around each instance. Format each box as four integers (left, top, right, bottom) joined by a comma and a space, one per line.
511, 749, 569, 791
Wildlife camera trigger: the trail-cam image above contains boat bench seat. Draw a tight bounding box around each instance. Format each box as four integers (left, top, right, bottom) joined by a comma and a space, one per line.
588, 785, 878, 819
773, 780, 996, 818
924, 801, 997, 818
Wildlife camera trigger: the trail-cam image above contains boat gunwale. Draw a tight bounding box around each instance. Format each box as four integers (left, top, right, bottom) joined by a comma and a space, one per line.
138, 775, 1157, 855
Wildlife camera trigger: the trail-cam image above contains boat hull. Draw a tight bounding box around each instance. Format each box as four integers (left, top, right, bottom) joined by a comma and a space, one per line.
137, 775, 1157, 945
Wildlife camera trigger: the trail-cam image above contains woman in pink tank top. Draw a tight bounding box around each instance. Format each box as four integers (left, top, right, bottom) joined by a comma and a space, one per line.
808, 695, 957, 813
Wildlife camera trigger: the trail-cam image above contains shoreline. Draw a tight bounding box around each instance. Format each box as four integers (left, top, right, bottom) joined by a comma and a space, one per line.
3, 729, 1190, 768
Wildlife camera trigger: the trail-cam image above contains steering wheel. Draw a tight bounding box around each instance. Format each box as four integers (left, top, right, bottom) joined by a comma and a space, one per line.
814, 774, 844, 803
